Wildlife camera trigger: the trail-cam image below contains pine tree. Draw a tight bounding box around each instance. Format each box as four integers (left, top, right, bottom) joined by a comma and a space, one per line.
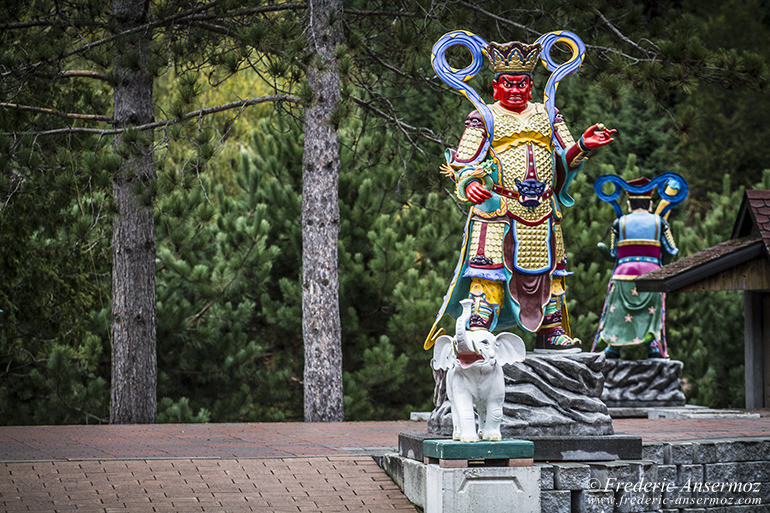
301, 0, 345, 422
109, 0, 158, 424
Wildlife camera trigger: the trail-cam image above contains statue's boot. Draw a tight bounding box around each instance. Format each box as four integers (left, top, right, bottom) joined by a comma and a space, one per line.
534, 296, 581, 353
467, 278, 503, 331
648, 338, 668, 359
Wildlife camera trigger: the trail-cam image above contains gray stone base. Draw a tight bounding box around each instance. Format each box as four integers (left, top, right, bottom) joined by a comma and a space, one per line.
609, 405, 708, 418
426, 463, 540, 513
380, 452, 539, 513
430, 352, 614, 438
525, 434, 641, 461
602, 359, 686, 407
381, 452, 428, 509
399, 432, 642, 462
646, 407, 761, 419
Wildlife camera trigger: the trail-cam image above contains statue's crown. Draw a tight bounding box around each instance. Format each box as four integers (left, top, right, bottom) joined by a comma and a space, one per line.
485, 41, 541, 74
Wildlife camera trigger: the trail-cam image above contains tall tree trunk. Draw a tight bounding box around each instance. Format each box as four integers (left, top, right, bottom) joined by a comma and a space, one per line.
302, 0, 344, 422
110, 0, 157, 424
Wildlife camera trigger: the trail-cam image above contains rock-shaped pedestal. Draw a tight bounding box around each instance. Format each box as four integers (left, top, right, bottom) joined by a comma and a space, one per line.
429, 352, 614, 437
601, 358, 686, 407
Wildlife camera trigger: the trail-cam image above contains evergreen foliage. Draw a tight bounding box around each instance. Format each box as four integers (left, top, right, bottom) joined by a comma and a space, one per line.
151, 115, 461, 421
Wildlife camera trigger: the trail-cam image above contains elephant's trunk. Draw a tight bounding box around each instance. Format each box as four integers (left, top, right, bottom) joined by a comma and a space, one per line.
455, 299, 477, 354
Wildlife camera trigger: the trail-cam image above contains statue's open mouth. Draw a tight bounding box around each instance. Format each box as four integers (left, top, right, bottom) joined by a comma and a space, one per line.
515, 178, 546, 208
468, 313, 489, 329
456, 352, 484, 368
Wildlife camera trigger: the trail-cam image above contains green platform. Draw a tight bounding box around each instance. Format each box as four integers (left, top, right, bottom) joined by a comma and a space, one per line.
423, 439, 534, 460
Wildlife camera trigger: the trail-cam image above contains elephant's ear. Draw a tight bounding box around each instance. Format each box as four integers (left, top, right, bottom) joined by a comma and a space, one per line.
431, 335, 455, 370
494, 332, 526, 365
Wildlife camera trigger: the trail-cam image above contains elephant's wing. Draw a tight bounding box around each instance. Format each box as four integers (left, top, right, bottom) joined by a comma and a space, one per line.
494, 332, 526, 365
431, 335, 455, 370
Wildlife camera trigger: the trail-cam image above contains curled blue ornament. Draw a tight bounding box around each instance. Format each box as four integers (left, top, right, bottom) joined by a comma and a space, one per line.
431, 31, 494, 166
594, 173, 689, 218
534, 31, 586, 150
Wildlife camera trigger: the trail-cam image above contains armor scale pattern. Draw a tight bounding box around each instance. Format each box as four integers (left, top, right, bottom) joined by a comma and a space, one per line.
469, 221, 505, 265
553, 222, 565, 262
515, 222, 551, 271
553, 119, 577, 148
506, 196, 552, 223
498, 144, 553, 191
491, 104, 552, 141
456, 126, 486, 162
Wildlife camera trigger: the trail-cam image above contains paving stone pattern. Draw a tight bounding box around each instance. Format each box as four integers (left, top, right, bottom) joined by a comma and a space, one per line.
0, 457, 416, 513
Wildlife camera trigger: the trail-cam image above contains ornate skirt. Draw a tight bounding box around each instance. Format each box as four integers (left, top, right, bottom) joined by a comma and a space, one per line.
595, 280, 665, 347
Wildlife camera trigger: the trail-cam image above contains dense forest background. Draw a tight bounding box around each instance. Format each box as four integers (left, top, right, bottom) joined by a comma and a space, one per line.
1, 0, 769, 424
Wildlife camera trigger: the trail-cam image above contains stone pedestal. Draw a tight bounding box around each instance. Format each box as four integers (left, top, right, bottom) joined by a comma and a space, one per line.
426, 465, 540, 513
429, 352, 614, 437
601, 358, 686, 407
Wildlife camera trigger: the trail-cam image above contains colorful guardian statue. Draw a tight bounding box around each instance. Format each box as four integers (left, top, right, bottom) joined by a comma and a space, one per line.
425, 31, 616, 353
592, 174, 688, 358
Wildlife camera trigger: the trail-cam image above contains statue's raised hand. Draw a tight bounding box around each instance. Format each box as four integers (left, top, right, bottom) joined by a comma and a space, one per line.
581, 123, 617, 149
466, 180, 493, 204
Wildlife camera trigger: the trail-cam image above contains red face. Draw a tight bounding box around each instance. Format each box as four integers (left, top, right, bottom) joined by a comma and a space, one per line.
492, 74, 532, 113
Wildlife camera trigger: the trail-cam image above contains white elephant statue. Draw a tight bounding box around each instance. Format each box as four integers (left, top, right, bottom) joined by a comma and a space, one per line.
431, 298, 526, 442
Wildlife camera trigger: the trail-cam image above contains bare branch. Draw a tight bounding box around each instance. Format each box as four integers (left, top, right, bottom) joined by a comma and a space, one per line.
185, 2, 308, 24
163, 94, 303, 125
454, 2, 650, 64
191, 21, 232, 35
351, 95, 446, 147
457, 1, 540, 37
0, 19, 59, 30
59, 70, 109, 81
443, 185, 466, 214
593, 8, 656, 58
347, 25, 415, 81
0, 14, 107, 30
585, 44, 652, 64
0, 102, 112, 122
5, 94, 302, 137
342, 9, 416, 17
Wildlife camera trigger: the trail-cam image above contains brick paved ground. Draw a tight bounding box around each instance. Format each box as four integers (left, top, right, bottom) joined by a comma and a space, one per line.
613, 415, 770, 441
1, 416, 769, 512
0, 422, 419, 513
0, 457, 413, 513
0, 422, 417, 461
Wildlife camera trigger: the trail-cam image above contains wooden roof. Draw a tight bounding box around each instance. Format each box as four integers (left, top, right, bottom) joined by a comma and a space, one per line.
636, 190, 770, 293
733, 190, 770, 255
